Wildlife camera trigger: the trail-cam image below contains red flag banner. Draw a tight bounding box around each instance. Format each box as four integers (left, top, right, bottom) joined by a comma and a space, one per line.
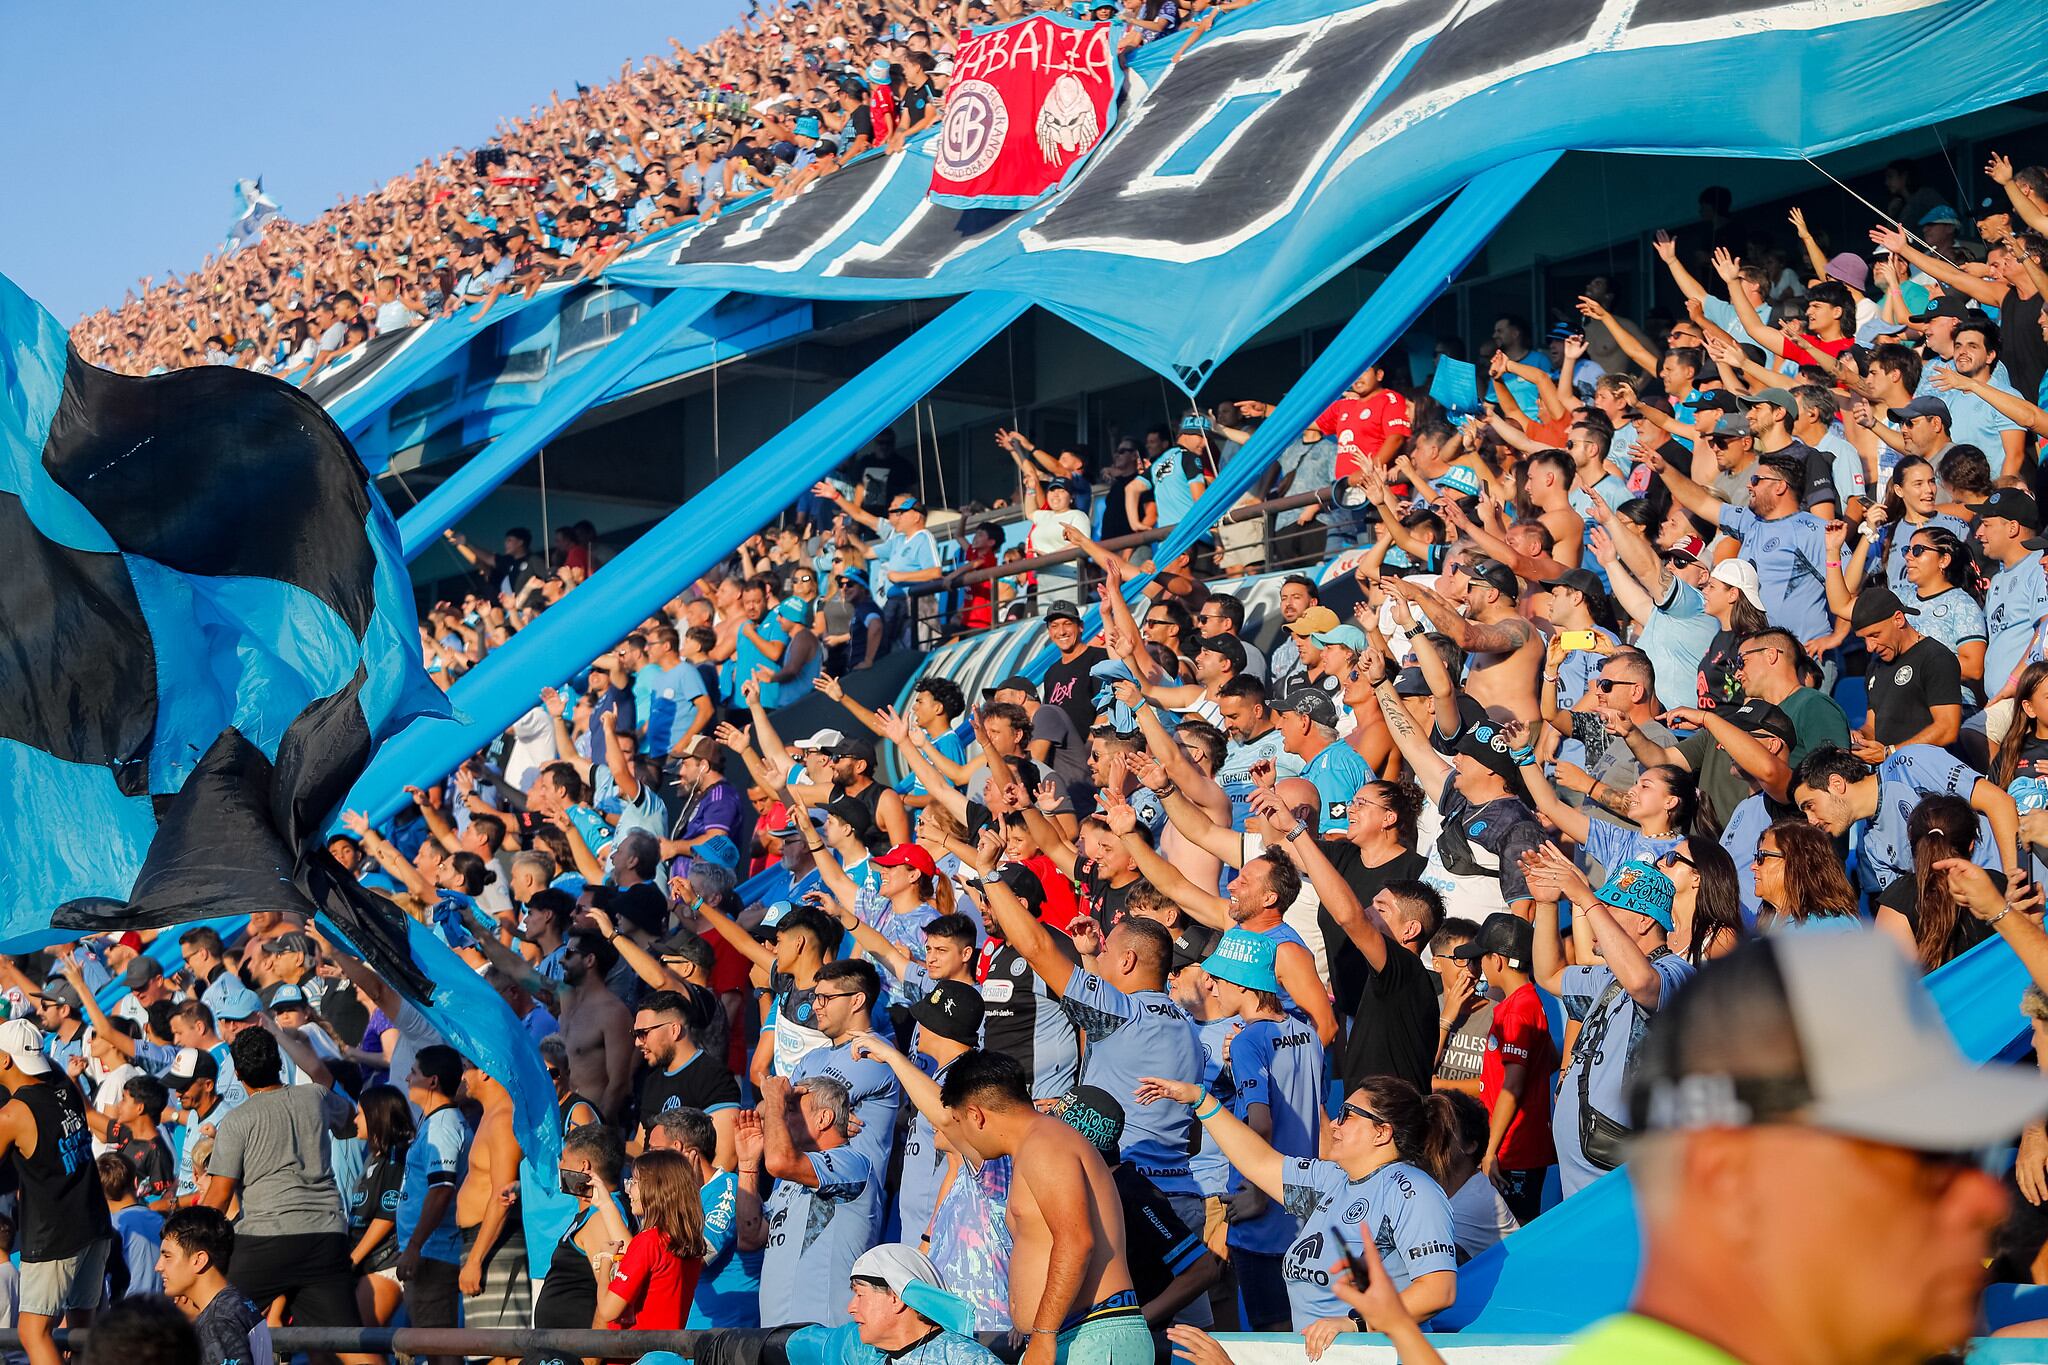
928, 15, 1122, 210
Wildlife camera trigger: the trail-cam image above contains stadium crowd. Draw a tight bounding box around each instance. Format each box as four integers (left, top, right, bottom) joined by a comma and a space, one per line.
69, 0, 1224, 381
26, 5, 2048, 1357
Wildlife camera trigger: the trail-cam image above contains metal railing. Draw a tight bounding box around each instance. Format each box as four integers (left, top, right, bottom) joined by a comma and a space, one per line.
899, 488, 1334, 649
2, 1324, 702, 1358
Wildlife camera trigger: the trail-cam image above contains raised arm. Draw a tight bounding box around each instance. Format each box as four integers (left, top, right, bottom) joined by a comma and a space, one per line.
1131, 1075, 1287, 1203
978, 874, 1077, 996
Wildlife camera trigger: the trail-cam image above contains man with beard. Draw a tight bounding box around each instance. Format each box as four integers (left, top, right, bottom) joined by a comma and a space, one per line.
633, 990, 738, 1164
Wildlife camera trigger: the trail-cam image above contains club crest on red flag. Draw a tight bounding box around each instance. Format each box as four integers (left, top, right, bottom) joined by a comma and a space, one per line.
929, 14, 1122, 210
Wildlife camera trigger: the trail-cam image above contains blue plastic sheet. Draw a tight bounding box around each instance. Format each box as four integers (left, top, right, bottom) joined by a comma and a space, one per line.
395, 287, 725, 558
346, 293, 1032, 821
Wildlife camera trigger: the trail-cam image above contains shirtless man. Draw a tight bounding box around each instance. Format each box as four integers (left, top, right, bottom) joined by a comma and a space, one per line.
455, 1059, 525, 1326
939, 1049, 1148, 1365
459, 908, 633, 1121
1387, 563, 1541, 720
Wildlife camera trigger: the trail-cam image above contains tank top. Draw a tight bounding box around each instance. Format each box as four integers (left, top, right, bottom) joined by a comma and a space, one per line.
559, 1091, 601, 1131
534, 1205, 604, 1329
14, 1081, 111, 1261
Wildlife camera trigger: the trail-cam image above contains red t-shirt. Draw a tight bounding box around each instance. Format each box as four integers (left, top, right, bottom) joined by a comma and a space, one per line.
1317, 391, 1411, 478
605, 1228, 702, 1331
1482, 982, 1558, 1170
870, 86, 897, 145
1781, 334, 1854, 368
704, 932, 755, 1075
1023, 853, 1083, 931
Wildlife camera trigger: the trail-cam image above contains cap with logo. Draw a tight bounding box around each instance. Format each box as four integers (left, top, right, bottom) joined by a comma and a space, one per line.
1435, 464, 1483, 498
165, 1046, 219, 1091
1451, 912, 1535, 970
0, 1019, 50, 1076
989, 862, 1048, 917
771, 806, 830, 840
1595, 860, 1676, 931
692, 833, 741, 870
1979, 487, 2042, 531
1393, 666, 1433, 698
1051, 1084, 1127, 1161
263, 982, 309, 1011
34, 980, 82, 1011
1728, 698, 1796, 747
1630, 932, 2048, 1150
1710, 411, 1751, 438
1908, 294, 1980, 325
1465, 559, 1520, 600
1044, 601, 1084, 626
1285, 606, 1341, 637
909, 980, 986, 1044
1886, 395, 1952, 426
1454, 719, 1526, 786
1169, 923, 1221, 972
1280, 689, 1339, 728
260, 932, 313, 959
1195, 634, 1249, 672
1201, 928, 1281, 994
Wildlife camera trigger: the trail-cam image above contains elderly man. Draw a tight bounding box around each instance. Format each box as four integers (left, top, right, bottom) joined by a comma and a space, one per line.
1560, 930, 2046, 1365
757, 1074, 877, 1328
781, 1244, 1003, 1365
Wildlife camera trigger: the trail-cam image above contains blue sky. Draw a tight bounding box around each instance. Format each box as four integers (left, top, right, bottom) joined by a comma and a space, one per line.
0, 1, 741, 322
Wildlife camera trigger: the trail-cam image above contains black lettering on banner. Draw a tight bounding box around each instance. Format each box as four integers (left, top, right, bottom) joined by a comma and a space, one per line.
666, 151, 919, 271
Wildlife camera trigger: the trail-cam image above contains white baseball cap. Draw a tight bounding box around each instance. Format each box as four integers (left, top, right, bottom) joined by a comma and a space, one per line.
849, 1243, 943, 1297
793, 728, 845, 751
1709, 558, 1764, 611
0, 1019, 51, 1076
1634, 931, 2048, 1150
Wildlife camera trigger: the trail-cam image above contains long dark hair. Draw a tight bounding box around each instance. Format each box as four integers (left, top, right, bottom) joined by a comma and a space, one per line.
1766, 820, 1859, 923
1675, 836, 1747, 965
629, 1149, 709, 1262
1881, 455, 1936, 526
1908, 525, 1982, 603
1992, 660, 2048, 791
1908, 794, 1978, 972
1354, 1076, 1460, 1187
359, 1084, 415, 1158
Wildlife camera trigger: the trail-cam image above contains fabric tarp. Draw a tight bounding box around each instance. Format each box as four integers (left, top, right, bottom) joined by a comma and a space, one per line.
395, 286, 725, 558
345, 292, 1032, 822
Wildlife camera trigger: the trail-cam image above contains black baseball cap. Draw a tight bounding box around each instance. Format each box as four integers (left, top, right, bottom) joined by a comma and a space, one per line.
1848, 585, 1921, 634
1907, 293, 1980, 325
1052, 1084, 1126, 1160
1169, 922, 1220, 972
1728, 697, 1796, 747
1043, 602, 1083, 626
1451, 912, 1534, 970
1194, 635, 1246, 672
1980, 487, 2042, 531
1466, 559, 1520, 600
987, 674, 1038, 699
1454, 719, 1524, 785
1886, 395, 1952, 426
990, 861, 1048, 917
908, 981, 985, 1044
830, 735, 879, 767
1280, 689, 1338, 727
1542, 568, 1605, 601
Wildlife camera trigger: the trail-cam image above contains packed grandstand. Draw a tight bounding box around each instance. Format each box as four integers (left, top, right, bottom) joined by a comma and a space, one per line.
12, 3, 2048, 1365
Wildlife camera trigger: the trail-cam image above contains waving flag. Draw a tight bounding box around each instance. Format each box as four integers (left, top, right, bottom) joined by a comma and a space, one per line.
225, 177, 281, 252
929, 14, 1121, 209
0, 269, 450, 977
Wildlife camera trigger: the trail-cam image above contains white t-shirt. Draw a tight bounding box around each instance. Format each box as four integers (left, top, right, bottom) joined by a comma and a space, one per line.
1027, 508, 1090, 557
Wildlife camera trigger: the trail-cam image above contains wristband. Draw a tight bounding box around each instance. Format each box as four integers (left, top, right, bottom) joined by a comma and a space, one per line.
1192, 1095, 1223, 1122
1990, 905, 2016, 927
1826, 560, 1841, 570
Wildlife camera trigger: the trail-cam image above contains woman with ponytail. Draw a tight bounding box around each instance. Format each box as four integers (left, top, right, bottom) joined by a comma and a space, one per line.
1134, 1071, 1458, 1353
1874, 794, 2001, 972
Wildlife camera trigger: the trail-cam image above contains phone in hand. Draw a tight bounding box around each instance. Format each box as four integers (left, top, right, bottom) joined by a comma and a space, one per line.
1342, 1242, 1373, 1293
1557, 629, 1600, 653
559, 1169, 594, 1198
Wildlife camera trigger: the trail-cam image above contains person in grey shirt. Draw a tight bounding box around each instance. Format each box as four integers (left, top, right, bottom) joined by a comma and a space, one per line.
200, 1024, 363, 1329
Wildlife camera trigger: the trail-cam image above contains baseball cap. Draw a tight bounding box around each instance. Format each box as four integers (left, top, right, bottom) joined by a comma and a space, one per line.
123, 956, 163, 991
692, 833, 741, 870
1595, 860, 1676, 931
1044, 601, 1084, 626
988, 675, 1038, 700
212, 977, 264, 1021
1709, 559, 1765, 610
874, 844, 940, 879
1979, 487, 2042, 531
1740, 387, 1798, 414
1465, 559, 1520, 600
1709, 412, 1750, 439
1201, 928, 1281, 994
1727, 698, 1796, 748
1849, 584, 1922, 634
771, 807, 829, 840
888, 494, 923, 514
674, 735, 721, 764
989, 862, 1048, 917
0, 1019, 50, 1076
792, 728, 846, 752
261, 932, 313, 958
1279, 689, 1339, 728
830, 735, 879, 767
1920, 204, 1962, 227
1392, 666, 1432, 698
34, 980, 81, 1011
908, 981, 985, 1044
1667, 534, 1707, 565
1309, 624, 1366, 653
1908, 293, 1979, 325
1542, 568, 1605, 601
1630, 932, 2048, 1151
1455, 718, 1525, 786
825, 797, 877, 844
1195, 634, 1248, 672
263, 982, 309, 1011
165, 1046, 219, 1091
1286, 606, 1341, 637
1051, 1084, 1126, 1160
1452, 912, 1534, 970
1169, 923, 1220, 972
1887, 395, 1952, 426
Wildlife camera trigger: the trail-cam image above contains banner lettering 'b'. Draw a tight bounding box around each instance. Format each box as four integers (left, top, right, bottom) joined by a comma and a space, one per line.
929, 15, 1121, 210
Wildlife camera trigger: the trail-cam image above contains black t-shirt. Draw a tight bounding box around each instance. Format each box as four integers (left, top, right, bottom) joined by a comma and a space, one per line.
1877, 868, 2000, 965
1865, 635, 1963, 745
637, 1049, 739, 1133
194, 1289, 271, 1365
1078, 864, 1140, 929
494, 550, 538, 598
899, 81, 935, 128
320, 986, 370, 1056
1316, 842, 1429, 1017
2005, 292, 2047, 420
1698, 627, 1744, 710
346, 1147, 408, 1271
1773, 438, 1839, 510
1042, 646, 1108, 739
1337, 937, 1438, 1093
1114, 1163, 1203, 1304
106, 1122, 175, 1206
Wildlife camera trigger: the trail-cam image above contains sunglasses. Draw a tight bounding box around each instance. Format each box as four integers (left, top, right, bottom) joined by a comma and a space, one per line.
1748, 473, 1786, 487
1659, 850, 1696, 871
1903, 544, 1938, 558
1594, 678, 1629, 692
1752, 849, 1786, 865
1340, 1103, 1388, 1126
631, 1022, 679, 1039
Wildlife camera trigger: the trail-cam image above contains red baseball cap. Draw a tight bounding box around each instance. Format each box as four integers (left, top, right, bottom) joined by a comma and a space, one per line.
874, 844, 939, 879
